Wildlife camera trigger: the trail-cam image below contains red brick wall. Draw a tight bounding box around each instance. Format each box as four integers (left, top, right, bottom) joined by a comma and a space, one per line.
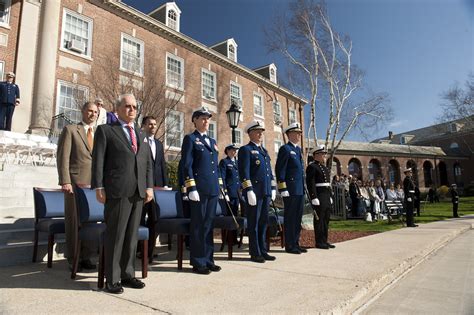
0, 0, 21, 79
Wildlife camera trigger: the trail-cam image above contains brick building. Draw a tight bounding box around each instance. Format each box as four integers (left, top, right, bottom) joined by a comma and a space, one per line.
0, 0, 306, 161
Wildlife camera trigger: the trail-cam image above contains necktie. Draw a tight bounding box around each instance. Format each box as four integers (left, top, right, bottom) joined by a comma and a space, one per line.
87, 127, 93, 150
127, 124, 137, 153
203, 135, 210, 146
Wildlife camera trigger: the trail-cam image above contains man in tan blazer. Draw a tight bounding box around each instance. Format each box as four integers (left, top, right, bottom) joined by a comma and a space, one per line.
57, 101, 98, 270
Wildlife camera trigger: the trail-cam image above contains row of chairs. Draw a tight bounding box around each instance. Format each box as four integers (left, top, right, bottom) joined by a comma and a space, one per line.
32, 187, 284, 288
0, 131, 57, 166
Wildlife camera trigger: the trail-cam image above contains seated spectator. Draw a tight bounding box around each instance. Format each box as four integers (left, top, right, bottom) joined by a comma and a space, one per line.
386, 183, 398, 201
396, 183, 404, 200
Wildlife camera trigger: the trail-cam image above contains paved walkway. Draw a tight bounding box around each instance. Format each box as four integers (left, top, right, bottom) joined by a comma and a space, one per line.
0, 217, 472, 314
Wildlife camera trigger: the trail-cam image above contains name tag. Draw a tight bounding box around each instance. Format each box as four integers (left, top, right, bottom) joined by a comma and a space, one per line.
290, 151, 297, 155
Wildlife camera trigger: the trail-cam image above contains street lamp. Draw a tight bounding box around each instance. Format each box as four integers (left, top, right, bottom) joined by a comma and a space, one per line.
226, 100, 242, 144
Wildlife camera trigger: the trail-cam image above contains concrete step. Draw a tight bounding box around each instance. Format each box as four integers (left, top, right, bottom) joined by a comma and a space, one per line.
0, 206, 34, 221
0, 228, 56, 245
0, 239, 66, 267
0, 216, 35, 228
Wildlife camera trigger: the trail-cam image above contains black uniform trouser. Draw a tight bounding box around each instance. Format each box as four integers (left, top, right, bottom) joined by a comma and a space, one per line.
314, 189, 331, 246
189, 195, 217, 268
0, 103, 14, 131
453, 202, 459, 217
405, 199, 414, 226
283, 194, 304, 250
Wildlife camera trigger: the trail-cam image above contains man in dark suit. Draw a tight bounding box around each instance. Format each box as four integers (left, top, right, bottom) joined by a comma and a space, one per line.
140, 115, 169, 261
0, 72, 20, 131
349, 177, 361, 217
57, 101, 98, 271
92, 94, 153, 294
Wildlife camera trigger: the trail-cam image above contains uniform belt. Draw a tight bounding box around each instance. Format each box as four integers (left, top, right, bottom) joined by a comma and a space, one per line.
315, 183, 330, 187
409, 190, 415, 193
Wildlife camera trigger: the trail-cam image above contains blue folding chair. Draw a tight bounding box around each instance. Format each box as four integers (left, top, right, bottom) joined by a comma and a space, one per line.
32, 188, 66, 268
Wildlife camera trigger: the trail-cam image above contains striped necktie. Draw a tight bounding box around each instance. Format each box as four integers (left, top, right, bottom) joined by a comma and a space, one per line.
127, 124, 137, 154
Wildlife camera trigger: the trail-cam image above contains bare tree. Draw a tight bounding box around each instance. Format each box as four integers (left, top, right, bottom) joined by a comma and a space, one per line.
265, 0, 391, 168
89, 50, 183, 147
439, 73, 474, 125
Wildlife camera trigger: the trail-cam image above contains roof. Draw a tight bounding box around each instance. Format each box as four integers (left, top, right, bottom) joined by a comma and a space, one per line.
98, 0, 307, 104
307, 139, 446, 157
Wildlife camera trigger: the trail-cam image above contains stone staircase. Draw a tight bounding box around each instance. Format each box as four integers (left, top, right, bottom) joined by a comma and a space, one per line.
0, 163, 65, 266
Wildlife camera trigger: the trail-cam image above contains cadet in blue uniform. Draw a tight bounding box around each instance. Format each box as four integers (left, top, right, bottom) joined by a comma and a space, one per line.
306, 145, 335, 249
275, 123, 307, 254
238, 120, 277, 263
219, 144, 240, 217
181, 107, 224, 274
0, 72, 20, 131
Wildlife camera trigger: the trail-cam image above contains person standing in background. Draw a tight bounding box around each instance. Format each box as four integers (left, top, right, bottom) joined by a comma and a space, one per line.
449, 184, 460, 218
94, 98, 107, 126
0, 72, 20, 131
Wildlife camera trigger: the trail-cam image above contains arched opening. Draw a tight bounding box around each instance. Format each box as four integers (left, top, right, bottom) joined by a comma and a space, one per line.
388, 159, 401, 185
423, 161, 433, 188
348, 158, 362, 180
368, 158, 382, 180
453, 162, 462, 185
438, 161, 448, 186
406, 160, 418, 184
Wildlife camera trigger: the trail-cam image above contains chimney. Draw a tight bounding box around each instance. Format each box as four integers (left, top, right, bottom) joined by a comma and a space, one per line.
388, 131, 393, 140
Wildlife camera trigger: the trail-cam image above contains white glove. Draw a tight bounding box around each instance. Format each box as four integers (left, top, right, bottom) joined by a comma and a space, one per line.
188, 190, 200, 202
247, 191, 257, 206
219, 193, 224, 199
407, 197, 412, 202
271, 189, 276, 201
311, 198, 320, 206
225, 195, 230, 202
281, 191, 290, 198
330, 197, 333, 204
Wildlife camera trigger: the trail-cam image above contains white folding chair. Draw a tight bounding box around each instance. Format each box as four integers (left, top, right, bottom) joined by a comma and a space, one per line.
0, 131, 15, 164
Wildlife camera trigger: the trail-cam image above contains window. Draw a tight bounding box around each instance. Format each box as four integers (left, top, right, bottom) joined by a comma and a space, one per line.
449, 123, 458, 132
166, 53, 184, 89
273, 101, 282, 125
208, 121, 217, 141
120, 34, 144, 75
165, 110, 184, 148
289, 108, 297, 124
228, 44, 236, 61
167, 9, 177, 30
234, 128, 243, 145
61, 9, 93, 57
274, 134, 282, 153
454, 164, 462, 176
270, 68, 277, 83
0, 60, 4, 81
400, 136, 406, 144
56, 81, 88, 130
230, 82, 242, 105
253, 93, 264, 118
0, 0, 11, 26
450, 142, 459, 149
201, 69, 216, 100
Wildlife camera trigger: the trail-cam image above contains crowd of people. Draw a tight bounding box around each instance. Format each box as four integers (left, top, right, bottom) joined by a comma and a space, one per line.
56, 94, 336, 294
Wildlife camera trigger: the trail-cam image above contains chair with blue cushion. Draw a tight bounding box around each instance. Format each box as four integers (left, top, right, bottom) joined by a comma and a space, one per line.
267, 208, 285, 251
32, 188, 66, 268
154, 189, 190, 270
213, 199, 245, 259
72, 185, 149, 288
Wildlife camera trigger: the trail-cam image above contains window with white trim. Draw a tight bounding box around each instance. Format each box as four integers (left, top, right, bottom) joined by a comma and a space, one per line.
56, 81, 88, 130
168, 9, 177, 31
120, 34, 144, 75
165, 110, 184, 148
166, 53, 184, 89
234, 128, 243, 145
273, 101, 282, 125
289, 108, 297, 124
253, 93, 264, 118
270, 68, 277, 83
228, 44, 236, 62
0, 0, 11, 26
201, 69, 216, 101
274, 134, 282, 153
61, 9, 93, 57
0, 60, 4, 81
230, 81, 242, 106
208, 121, 217, 141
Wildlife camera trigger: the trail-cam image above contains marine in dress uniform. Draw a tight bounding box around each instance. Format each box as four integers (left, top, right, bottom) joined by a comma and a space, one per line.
449, 184, 460, 218
219, 144, 241, 217
275, 123, 307, 254
238, 120, 277, 263
306, 145, 335, 249
180, 107, 224, 274
403, 168, 418, 227
0, 72, 20, 131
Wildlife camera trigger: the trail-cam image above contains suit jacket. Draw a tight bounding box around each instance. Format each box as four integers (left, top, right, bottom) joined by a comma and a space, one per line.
56, 122, 93, 185
106, 112, 118, 125
0, 81, 20, 104
275, 142, 304, 196
91, 121, 153, 199
147, 136, 169, 187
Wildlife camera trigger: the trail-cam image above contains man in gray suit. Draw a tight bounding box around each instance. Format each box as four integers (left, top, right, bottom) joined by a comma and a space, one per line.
92, 94, 153, 294
57, 101, 98, 271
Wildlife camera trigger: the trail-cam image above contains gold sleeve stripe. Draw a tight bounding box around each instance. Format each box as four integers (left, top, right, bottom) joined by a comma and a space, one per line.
219, 178, 224, 185
278, 182, 287, 190
185, 179, 196, 188
242, 180, 252, 189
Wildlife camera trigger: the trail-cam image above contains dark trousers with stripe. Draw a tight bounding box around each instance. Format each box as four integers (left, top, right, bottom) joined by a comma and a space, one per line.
405, 199, 414, 226
246, 196, 270, 257
314, 189, 331, 246
283, 194, 304, 250
189, 195, 217, 267
0, 103, 15, 131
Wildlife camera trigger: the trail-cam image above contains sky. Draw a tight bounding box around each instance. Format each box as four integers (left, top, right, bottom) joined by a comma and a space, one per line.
123, 0, 473, 141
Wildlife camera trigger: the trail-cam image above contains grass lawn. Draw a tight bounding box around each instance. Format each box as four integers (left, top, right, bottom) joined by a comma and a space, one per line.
329, 196, 474, 233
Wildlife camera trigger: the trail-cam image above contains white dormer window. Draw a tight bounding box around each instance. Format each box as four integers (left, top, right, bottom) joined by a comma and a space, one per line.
449, 123, 458, 132
228, 44, 236, 62
168, 10, 177, 30
400, 136, 406, 144
269, 66, 278, 84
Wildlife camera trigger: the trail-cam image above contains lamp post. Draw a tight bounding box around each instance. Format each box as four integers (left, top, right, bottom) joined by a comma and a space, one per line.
226, 101, 242, 144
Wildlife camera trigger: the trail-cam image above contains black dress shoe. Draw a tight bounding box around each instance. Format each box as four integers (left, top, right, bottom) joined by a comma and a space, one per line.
80, 260, 96, 270
326, 243, 336, 249
250, 255, 265, 263
207, 264, 222, 272
105, 282, 124, 294
192, 266, 211, 275
315, 244, 330, 249
297, 247, 308, 253
121, 278, 145, 289
262, 253, 276, 261
285, 248, 301, 254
